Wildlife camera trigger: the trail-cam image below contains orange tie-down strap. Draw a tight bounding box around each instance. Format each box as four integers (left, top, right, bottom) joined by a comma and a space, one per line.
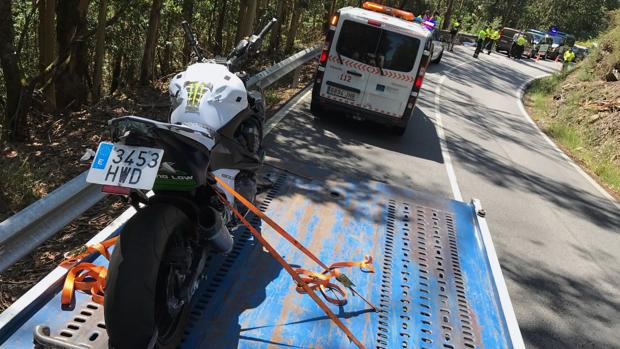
211, 175, 375, 349
60, 236, 118, 306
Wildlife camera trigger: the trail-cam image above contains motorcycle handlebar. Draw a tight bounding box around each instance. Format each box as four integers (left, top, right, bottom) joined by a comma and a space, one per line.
182, 20, 204, 61
256, 18, 277, 41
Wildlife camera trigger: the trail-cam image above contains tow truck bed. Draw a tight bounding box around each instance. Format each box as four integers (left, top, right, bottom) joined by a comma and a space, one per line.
0, 170, 523, 348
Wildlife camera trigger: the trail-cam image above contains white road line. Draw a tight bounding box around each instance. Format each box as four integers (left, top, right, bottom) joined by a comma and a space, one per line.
517, 76, 620, 210
265, 86, 312, 136
433, 58, 475, 201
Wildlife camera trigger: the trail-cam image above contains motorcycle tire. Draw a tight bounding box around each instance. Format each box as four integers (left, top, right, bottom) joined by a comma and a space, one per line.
105, 204, 192, 349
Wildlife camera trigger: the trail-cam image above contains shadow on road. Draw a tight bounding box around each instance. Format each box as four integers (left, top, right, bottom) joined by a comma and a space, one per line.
500, 250, 620, 349
447, 132, 620, 230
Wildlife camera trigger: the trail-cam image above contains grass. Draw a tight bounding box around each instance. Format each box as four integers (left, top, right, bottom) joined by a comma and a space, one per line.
526, 73, 620, 195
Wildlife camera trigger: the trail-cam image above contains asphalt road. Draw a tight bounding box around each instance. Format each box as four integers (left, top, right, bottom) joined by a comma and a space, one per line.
264, 46, 620, 349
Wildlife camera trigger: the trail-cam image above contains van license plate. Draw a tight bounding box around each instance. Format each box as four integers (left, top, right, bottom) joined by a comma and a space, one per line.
86, 142, 164, 190
327, 85, 357, 101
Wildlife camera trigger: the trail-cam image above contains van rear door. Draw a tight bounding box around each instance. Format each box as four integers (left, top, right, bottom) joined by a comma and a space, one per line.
321, 19, 380, 107
362, 27, 420, 117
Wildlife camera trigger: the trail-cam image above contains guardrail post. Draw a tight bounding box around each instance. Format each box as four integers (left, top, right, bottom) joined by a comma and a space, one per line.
290, 67, 301, 88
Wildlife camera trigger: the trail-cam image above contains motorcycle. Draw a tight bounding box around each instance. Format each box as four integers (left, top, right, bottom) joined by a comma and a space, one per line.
85, 18, 277, 349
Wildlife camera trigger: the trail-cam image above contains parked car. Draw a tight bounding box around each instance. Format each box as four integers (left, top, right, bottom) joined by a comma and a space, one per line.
546, 32, 576, 60
527, 29, 553, 58
496, 27, 534, 58
311, 2, 433, 135
572, 45, 590, 62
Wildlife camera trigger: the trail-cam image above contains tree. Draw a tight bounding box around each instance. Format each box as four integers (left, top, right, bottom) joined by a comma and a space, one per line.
140, 0, 164, 85
55, 0, 90, 110
285, 0, 303, 53
214, 1, 229, 54
235, 0, 258, 42
38, 0, 56, 111
269, 0, 286, 52
0, 0, 26, 139
182, 0, 194, 63
92, 0, 108, 102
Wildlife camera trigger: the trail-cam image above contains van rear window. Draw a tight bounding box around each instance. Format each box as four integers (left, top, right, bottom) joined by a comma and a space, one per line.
336, 20, 420, 72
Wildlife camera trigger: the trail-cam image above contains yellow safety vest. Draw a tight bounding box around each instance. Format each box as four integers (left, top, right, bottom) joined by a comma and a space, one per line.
516, 36, 526, 46
564, 50, 575, 62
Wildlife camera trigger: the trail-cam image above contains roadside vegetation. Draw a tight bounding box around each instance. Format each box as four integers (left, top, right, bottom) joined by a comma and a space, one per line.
526, 10, 620, 197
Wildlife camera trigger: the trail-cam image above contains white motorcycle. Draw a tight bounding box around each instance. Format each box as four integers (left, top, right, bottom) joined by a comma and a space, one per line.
85, 19, 276, 349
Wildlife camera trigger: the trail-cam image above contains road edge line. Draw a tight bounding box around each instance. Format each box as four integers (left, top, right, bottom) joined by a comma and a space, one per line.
516, 76, 620, 210
433, 58, 474, 201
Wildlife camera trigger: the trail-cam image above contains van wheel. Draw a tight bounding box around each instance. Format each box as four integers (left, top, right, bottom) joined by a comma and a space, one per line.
392, 124, 407, 136
310, 99, 324, 119
431, 51, 443, 64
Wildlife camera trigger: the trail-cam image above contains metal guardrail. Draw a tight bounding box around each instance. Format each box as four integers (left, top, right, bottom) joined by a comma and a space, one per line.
0, 46, 320, 274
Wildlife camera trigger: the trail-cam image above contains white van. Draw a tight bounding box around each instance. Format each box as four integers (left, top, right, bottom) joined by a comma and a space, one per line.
311, 2, 433, 135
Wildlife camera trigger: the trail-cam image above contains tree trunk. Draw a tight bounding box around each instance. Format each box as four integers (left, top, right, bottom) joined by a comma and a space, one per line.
0, 0, 26, 139
38, 0, 56, 111
110, 52, 122, 94
92, 0, 107, 102
285, 0, 302, 53
236, 0, 257, 42
443, 0, 454, 30
214, 1, 228, 55
269, 0, 285, 53
55, 0, 90, 110
182, 0, 194, 63
161, 14, 174, 75
235, 0, 249, 43
140, 0, 163, 85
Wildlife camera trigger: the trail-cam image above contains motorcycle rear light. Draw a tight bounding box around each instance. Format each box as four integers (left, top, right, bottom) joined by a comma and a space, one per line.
102, 185, 131, 195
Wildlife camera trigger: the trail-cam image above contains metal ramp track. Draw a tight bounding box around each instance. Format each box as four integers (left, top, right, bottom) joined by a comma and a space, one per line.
1, 170, 518, 348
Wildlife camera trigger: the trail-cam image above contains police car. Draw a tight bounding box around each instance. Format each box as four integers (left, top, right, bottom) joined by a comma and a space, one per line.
310, 2, 434, 135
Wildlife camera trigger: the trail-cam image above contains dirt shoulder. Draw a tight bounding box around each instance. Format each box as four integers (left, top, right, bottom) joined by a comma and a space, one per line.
524, 70, 620, 200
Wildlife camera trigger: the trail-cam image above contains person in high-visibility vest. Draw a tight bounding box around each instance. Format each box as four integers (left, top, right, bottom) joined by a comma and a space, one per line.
474, 28, 488, 58
563, 49, 575, 69
510, 32, 526, 59
486, 29, 500, 55
448, 18, 461, 52
482, 27, 494, 54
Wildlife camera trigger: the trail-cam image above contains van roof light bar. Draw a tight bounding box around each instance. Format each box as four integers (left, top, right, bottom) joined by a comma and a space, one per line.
362, 2, 414, 21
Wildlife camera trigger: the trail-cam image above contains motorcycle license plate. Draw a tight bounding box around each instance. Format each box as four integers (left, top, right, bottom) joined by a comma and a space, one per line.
327, 85, 357, 101
86, 142, 164, 190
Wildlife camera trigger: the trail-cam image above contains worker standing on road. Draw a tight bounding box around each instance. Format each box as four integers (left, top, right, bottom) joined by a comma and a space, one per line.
563, 49, 575, 69
487, 29, 500, 55
448, 18, 461, 52
510, 32, 526, 59
482, 26, 494, 55
474, 27, 488, 58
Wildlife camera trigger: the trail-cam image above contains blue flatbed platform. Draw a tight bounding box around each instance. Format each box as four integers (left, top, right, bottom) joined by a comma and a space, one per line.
0, 171, 523, 348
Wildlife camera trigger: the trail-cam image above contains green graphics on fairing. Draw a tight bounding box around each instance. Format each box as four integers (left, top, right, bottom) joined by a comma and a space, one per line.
153, 171, 198, 191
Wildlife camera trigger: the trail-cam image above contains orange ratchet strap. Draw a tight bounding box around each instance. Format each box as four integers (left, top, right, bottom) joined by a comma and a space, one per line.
211, 175, 374, 349
60, 236, 118, 306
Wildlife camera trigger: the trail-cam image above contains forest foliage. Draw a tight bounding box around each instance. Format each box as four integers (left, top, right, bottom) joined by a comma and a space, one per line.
0, 0, 618, 143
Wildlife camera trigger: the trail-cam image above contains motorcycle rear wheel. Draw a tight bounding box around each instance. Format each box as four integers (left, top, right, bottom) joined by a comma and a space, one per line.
104, 204, 193, 349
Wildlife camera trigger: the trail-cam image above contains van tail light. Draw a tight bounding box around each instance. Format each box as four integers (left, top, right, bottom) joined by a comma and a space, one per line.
415, 75, 424, 89
404, 51, 430, 117
367, 19, 382, 27
318, 19, 336, 68
320, 50, 328, 64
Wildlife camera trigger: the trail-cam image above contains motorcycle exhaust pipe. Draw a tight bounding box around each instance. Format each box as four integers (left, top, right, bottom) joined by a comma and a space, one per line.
198, 207, 233, 254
